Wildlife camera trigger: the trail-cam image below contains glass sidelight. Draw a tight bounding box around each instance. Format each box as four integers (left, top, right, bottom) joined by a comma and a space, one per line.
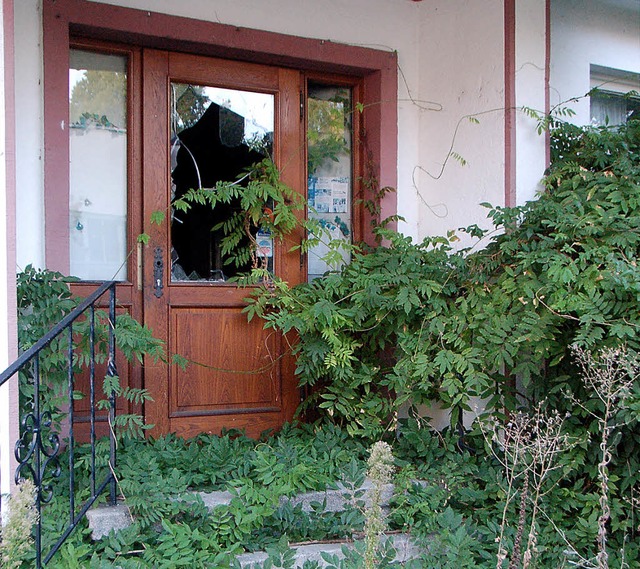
306, 83, 353, 280
69, 50, 128, 281
169, 83, 274, 282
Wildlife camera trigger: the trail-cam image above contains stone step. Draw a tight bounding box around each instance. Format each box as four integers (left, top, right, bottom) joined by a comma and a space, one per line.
86, 479, 398, 540
236, 533, 422, 568
196, 479, 395, 513
86, 480, 426, 567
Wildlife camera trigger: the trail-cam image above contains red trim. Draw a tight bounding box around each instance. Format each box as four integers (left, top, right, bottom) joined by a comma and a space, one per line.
504, 0, 516, 208
43, 0, 397, 270
544, 0, 551, 168
43, 4, 71, 273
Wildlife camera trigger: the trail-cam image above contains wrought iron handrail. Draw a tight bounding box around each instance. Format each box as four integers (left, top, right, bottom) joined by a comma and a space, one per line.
0, 280, 119, 568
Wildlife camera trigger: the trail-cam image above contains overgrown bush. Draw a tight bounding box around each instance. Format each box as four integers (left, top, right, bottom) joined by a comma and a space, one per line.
15, 119, 640, 567
247, 118, 640, 438
35, 424, 371, 567
242, 118, 640, 565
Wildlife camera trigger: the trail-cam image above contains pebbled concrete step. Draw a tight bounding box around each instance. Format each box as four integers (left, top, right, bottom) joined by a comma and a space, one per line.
196, 479, 395, 513
85, 481, 426, 567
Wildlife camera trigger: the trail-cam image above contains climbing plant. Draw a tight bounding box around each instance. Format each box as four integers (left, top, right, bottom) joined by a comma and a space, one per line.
17, 265, 164, 438
245, 118, 640, 438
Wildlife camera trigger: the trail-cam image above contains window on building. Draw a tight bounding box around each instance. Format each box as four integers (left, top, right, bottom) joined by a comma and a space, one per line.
590, 65, 640, 126
69, 49, 128, 281
306, 82, 354, 280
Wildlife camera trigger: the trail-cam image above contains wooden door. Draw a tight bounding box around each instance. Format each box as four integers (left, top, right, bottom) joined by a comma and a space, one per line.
142, 51, 304, 438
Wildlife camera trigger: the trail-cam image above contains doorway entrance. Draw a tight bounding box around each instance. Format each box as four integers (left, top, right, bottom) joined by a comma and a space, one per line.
141, 51, 304, 437
43, 0, 397, 439
65, 40, 361, 438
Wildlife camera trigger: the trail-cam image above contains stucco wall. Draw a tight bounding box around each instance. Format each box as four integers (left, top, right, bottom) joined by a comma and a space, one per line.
551, 0, 640, 126
14, 0, 43, 270
1, 0, 18, 501
515, 0, 548, 206
415, 1, 506, 245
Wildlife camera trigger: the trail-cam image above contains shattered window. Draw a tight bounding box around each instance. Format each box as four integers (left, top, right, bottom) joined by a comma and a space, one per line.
169, 83, 274, 282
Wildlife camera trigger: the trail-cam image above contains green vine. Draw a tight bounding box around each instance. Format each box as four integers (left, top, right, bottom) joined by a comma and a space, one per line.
245, 118, 640, 439
17, 265, 164, 438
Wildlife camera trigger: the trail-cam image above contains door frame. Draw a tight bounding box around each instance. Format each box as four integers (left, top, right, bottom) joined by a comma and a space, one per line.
41, 0, 398, 437
43, 0, 397, 275
65, 38, 144, 436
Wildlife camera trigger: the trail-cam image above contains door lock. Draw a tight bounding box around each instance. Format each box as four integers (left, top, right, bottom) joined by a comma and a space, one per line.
153, 247, 164, 298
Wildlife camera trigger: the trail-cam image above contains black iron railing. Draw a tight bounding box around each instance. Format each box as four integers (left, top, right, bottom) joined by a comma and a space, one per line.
0, 281, 119, 568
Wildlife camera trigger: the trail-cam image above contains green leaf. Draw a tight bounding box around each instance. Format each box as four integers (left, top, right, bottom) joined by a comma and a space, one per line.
150, 210, 166, 225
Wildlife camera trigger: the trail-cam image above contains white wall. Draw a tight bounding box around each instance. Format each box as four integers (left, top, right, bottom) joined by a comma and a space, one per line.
0, 0, 10, 506
14, 0, 43, 270
1, 0, 18, 507
551, 0, 640, 126
515, 0, 548, 206
415, 1, 506, 246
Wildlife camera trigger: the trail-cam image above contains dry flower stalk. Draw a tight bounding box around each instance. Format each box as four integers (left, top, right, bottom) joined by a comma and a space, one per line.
0, 479, 39, 569
484, 403, 573, 569
364, 441, 395, 569
571, 345, 639, 569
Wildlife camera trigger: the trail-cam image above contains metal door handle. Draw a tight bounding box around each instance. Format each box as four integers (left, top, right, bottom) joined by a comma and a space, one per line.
137, 241, 143, 291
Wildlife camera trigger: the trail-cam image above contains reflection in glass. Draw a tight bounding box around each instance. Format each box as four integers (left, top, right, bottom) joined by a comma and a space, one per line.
590, 90, 640, 126
69, 50, 128, 281
170, 84, 274, 282
307, 84, 353, 280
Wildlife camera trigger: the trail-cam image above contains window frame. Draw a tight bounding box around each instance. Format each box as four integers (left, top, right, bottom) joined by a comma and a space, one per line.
67, 41, 139, 283
589, 64, 640, 126
305, 73, 363, 278
43, 0, 398, 274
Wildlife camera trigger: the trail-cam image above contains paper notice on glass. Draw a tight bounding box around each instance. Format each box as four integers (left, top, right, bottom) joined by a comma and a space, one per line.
308, 177, 350, 214
256, 229, 273, 258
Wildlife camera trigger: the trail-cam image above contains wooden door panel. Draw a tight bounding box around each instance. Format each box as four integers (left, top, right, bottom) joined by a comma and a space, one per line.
168, 285, 258, 306
169, 52, 280, 92
169, 307, 279, 412
143, 50, 304, 438
169, 409, 296, 439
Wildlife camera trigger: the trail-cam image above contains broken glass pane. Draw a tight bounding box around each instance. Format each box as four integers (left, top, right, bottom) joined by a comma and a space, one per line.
170, 83, 274, 282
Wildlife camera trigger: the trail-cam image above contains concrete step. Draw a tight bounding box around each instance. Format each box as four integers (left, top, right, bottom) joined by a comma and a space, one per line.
196, 478, 395, 513
86, 479, 398, 540
85, 480, 426, 567
236, 533, 422, 568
